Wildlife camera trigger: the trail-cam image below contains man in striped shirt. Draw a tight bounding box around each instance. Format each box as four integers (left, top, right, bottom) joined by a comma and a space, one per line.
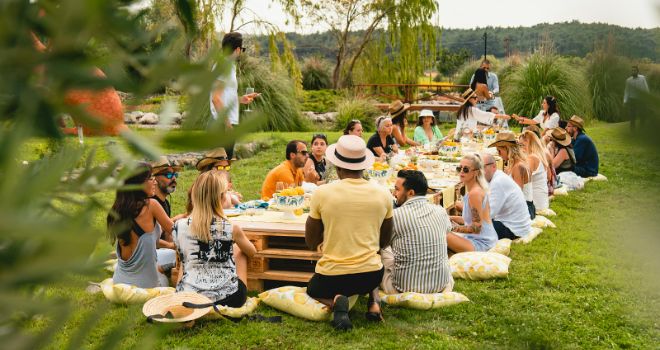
381, 170, 454, 294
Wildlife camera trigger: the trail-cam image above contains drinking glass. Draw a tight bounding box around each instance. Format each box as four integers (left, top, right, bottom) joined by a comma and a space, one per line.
275, 181, 285, 193
245, 87, 255, 112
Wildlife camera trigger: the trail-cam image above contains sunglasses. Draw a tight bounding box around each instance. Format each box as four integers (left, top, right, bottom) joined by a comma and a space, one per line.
298, 150, 309, 156
216, 165, 231, 171
455, 166, 475, 174
158, 172, 178, 179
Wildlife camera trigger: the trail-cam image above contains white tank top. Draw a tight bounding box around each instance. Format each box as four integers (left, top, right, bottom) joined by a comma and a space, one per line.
531, 162, 549, 211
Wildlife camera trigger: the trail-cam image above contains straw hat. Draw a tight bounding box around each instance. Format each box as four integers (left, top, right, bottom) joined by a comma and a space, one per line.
151, 156, 182, 175
142, 292, 213, 323
195, 148, 229, 171
550, 127, 572, 146
487, 131, 518, 148
568, 115, 585, 131
419, 109, 435, 118
525, 124, 542, 138
388, 100, 410, 118
461, 88, 477, 101
325, 135, 374, 171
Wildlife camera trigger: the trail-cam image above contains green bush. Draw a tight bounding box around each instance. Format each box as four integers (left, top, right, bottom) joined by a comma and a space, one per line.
334, 97, 381, 132
586, 50, 630, 122
301, 57, 332, 90
238, 56, 309, 131
502, 52, 593, 121
454, 55, 500, 86
300, 89, 339, 113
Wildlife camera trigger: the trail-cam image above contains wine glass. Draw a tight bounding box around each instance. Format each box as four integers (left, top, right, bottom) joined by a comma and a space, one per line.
275, 182, 285, 193
245, 87, 255, 112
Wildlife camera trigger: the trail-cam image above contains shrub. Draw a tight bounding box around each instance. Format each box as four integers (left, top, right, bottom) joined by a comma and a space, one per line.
454, 55, 500, 86
586, 50, 630, 122
238, 56, 309, 131
501, 52, 593, 121
301, 57, 332, 90
300, 89, 339, 113
334, 97, 381, 132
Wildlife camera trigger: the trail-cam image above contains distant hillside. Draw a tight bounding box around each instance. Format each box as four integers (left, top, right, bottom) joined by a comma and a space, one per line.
253, 21, 659, 61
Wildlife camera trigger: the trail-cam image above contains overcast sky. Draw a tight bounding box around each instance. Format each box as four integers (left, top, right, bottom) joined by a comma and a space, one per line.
226, 0, 659, 34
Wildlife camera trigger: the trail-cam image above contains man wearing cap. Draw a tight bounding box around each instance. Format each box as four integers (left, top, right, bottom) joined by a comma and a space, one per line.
381, 170, 453, 295
261, 140, 307, 200
305, 135, 393, 330
151, 156, 182, 218
480, 153, 532, 240
566, 116, 599, 178
196, 147, 242, 208
624, 65, 650, 130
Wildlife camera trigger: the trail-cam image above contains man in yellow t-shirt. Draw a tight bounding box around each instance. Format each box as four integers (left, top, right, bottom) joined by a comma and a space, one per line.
305, 135, 393, 331
260, 140, 307, 200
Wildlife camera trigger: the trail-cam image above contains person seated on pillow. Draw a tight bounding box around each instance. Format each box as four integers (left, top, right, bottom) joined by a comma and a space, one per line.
108, 163, 176, 289
566, 115, 599, 178
196, 148, 242, 208
480, 153, 532, 240
305, 135, 393, 330
446, 154, 499, 253
381, 170, 453, 295
173, 171, 256, 307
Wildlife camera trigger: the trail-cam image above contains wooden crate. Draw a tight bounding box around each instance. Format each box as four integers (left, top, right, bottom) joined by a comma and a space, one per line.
240, 221, 318, 291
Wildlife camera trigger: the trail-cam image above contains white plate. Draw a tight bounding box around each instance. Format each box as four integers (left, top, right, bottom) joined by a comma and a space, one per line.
224, 208, 243, 217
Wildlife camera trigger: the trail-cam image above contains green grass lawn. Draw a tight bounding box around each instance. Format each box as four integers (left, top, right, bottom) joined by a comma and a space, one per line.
37, 122, 660, 349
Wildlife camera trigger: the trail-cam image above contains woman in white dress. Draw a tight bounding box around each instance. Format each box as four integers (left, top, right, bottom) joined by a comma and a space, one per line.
453, 89, 510, 141
513, 96, 560, 130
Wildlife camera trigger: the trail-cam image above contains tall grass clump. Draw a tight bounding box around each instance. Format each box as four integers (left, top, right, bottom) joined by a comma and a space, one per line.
502, 51, 592, 121
586, 49, 630, 122
454, 55, 500, 86
238, 56, 309, 131
334, 97, 380, 132
301, 57, 332, 90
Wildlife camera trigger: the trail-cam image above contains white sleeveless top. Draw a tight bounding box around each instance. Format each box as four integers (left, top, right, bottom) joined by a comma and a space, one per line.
531, 162, 549, 210
522, 179, 534, 202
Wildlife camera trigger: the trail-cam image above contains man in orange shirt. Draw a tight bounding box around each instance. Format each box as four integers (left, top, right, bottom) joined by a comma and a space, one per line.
261, 140, 308, 200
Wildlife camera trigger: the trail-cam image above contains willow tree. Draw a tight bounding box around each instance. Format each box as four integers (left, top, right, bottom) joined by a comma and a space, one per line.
299, 0, 438, 89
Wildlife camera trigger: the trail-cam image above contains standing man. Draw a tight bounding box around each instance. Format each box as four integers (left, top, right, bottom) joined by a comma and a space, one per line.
150, 156, 181, 218
305, 135, 393, 330
260, 140, 308, 200
566, 116, 599, 178
470, 59, 504, 113
381, 170, 453, 295
210, 32, 259, 160
624, 65, 650, 130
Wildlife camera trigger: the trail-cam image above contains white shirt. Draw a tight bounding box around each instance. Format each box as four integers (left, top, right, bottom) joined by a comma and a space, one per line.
532, 111, 559, 129
488, 170, 532, 237
624, 75, 649, 103
210, 63, 239, 125
455, 107, 495, 137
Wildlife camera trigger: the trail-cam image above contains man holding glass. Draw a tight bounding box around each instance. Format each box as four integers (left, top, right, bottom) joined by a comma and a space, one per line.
210, 31, 259, 160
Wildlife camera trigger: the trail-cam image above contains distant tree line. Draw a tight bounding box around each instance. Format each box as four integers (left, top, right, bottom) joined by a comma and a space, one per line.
253, 21, 659, 62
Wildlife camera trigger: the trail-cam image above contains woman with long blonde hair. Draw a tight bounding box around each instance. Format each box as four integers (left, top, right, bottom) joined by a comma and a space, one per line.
447, 154, 498, 253
489, 132, 535, 219
520, 130, 555, 201
173, 171, 256, 307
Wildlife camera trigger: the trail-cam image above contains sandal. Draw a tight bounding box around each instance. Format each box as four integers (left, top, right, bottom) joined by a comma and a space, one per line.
330, 295, 352, 331
365, 300, 384, 322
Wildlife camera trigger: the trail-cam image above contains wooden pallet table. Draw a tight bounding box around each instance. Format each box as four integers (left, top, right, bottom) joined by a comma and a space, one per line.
231, 216, 319, 291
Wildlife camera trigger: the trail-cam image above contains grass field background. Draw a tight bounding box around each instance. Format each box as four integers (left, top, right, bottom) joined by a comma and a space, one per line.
28, 122, 660, 349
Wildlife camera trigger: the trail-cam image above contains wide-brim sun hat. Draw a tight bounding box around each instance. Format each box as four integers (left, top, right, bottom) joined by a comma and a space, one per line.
195, 147, 229, 171
325, 135, 375, 171
419, 109, 435, 118
550, 127, 572, 146
568, 115, 585, 131
487, 131, 518, 148
142, 292, 214, 323
388, 100, 410, 118
461, 88, 477, 101
151, 156, 182, 175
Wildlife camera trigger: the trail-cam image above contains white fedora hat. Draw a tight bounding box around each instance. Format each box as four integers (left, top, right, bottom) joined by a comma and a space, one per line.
325, 135, 374, 171
142, 292, 213, 323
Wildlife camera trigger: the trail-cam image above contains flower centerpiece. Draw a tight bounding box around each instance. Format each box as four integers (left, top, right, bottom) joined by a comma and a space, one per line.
272, 187, 305, 219
367, 162, 390, 184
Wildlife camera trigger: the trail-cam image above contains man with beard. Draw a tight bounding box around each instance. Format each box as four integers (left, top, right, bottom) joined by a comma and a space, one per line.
261, 140, 308, 200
